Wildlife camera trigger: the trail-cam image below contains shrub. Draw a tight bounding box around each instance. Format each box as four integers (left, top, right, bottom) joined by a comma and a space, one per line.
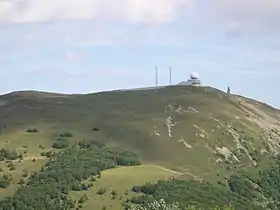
2, 174, 9, 180
40, 152, 46, 156
59, 132, 73, 138
130, 196, 146, 204
131, 186, 142, 193
81, 183, 88, 191
97, 188, 106, 195
111, 189, 117, 196
26, 128, 39, 133
18, 179, 25, 185
38, 144, 44, 149
22, 170, 29, 178
0, 149, 19, 161
41, 151, 57, 158
52, 138, 70, 149
90, 176, 96, 182
9, 165, 16, 171
72, 184, 82, 191
140, 182, 157, 195
78, 195, 88, 203
0, 179, 10, 188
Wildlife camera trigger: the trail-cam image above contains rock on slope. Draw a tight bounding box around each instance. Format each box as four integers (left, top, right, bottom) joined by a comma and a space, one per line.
0, 86, 280, 181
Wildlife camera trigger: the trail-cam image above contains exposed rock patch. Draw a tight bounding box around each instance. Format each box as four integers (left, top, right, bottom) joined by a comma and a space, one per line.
179, 137, 193, 149
187, 106, 198, 113
193, 124, 208, 138
216, 146, 240, 162
166, 116, 176, 137
210, 116, 257, 166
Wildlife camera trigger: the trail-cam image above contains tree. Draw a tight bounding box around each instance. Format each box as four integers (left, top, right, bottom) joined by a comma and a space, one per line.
78, 195, 87, 204
22, 169, 29, 177
0, 179, 10, 188
18, 179, 25, 185
97, 188, 106, 195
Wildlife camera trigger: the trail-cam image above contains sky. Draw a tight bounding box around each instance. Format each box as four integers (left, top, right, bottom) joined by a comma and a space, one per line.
0, 0, 280, 107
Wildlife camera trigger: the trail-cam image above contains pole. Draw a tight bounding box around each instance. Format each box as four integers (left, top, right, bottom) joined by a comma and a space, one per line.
155, 65, 158, 86
169, 66, 172, 85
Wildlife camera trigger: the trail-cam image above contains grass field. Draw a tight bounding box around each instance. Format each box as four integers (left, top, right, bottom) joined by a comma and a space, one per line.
70, 165, 181, 210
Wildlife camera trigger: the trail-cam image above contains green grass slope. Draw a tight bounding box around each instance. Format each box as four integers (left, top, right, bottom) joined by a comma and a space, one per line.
70, 164, 180, 210
0, 86, 280, 182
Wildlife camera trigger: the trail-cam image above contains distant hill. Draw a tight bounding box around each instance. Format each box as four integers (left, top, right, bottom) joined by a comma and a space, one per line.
0, 85, 280, 181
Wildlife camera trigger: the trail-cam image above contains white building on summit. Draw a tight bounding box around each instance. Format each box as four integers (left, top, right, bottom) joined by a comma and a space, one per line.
177, 71, 202, 86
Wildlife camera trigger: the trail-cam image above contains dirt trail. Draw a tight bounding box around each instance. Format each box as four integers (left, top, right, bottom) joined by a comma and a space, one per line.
152, 165, 182, 174
152, 165, 203, 181
23, 156, 48, 161
175, 172, 203, 182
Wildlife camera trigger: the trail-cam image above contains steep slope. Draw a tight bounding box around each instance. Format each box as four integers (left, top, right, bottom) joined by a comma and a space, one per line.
0, 86, 280, 181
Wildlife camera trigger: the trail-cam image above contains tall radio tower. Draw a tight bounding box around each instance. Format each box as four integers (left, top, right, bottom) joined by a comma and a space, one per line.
169, 66, 172, 85
155, 65, 158, 86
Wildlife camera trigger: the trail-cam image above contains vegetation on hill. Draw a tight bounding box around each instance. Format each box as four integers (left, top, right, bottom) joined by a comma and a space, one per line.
0, 140, 141, 210
0, 149, 22, 162
125, 198, 234, 210
126, 156, 280, 210
0, 175, 10, 189
52, 138, 70, 149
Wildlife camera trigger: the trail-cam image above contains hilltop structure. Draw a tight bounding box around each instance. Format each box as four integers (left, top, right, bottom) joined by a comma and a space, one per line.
227, 86, 231, 95
177, 71, 202, 86
120, 71, 202, 92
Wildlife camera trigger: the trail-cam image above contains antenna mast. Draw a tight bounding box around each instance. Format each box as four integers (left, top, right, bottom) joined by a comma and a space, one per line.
155, 65, 158, 86
169, 66, 172, 85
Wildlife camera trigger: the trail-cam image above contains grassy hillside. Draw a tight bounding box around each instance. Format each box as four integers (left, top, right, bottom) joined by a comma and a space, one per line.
1, 86, 279, 170
0, 85, 280, 209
